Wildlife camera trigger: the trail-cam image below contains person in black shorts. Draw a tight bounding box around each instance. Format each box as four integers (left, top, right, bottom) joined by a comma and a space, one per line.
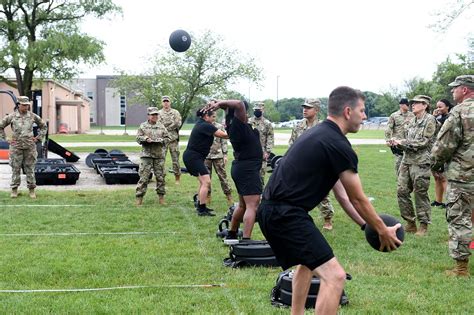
202, 100, 262, 243
183, 109, 228, 216
257, 86, 402, 314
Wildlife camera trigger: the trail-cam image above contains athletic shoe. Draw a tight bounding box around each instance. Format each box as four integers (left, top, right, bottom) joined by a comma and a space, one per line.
223, 230, 239, 245
197, 210, 215, 217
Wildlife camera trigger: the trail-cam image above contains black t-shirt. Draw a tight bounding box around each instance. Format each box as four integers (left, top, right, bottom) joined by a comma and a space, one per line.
228, 116, 262, 161
263, 119, 358, 211
186, 118, 218, 158
436, 113, 449, 126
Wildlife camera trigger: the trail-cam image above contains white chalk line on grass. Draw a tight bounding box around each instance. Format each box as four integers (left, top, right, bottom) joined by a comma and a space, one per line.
2, 205, 96, 207
0, 283, 226, 293
178, 205, 241, 314
0, 231, 183, 237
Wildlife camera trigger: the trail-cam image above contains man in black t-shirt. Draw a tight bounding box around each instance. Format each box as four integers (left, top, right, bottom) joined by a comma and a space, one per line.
258, 86, 402, 314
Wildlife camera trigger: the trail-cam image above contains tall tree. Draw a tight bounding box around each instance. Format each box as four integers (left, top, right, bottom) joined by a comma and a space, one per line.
0, 0, 121, 97
113, 30, 263, 124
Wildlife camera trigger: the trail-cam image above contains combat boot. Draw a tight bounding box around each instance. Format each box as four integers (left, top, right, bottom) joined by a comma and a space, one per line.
158, 195, 166, 205
175, 175, 181, 185
323, 218, 333, 231
29, 189, 36, 199
135, 197, 143, 206
445, 259, 470, 277
415, 223, 428, 236
10, 188, 18, 198
404, 221, 417, 233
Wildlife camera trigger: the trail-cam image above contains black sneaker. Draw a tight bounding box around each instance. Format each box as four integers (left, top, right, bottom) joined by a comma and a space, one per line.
197, 210, 215, 217
431, 201, 442, 207
223, 230, 239, 245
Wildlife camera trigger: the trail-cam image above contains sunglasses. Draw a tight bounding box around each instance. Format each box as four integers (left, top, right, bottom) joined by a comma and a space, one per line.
162, 100, 170, 103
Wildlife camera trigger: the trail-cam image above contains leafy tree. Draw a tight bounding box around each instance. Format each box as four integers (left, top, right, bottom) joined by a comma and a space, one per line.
430, 0, 473, 33
113, 30, 263, 124
261, 99, 280, 122
275, 97, 304, 121
0, 0, 121, 97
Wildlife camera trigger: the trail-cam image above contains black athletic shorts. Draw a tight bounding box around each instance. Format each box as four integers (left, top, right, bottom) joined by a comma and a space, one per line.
183, 150, 209, 177
257, 200, 334, 270
231, 159, 262, 196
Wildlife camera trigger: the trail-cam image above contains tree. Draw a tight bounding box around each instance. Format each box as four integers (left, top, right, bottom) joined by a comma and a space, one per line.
430, 0, 473, 33
0, 0, 121, 97
113, 30, 263, 124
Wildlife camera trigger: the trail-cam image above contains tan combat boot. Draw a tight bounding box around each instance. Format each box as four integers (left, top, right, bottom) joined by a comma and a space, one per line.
415, 223, 428, 236
226, 194, 233, 206
323, 218, 333, 231
158, 195, 166, 205
445, 259, 470, 277
175, 175, 181, 185
10, 188, 18, 198
404, 221, 417, 233
135, 197, 143, 206
29, 189, 36, 199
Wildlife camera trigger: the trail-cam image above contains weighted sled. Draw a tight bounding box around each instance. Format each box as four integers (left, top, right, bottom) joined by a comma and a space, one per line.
277, 288, 349, 308
279, 272, 352, 294
230, 240, 275, 257
270, 155, 283, 169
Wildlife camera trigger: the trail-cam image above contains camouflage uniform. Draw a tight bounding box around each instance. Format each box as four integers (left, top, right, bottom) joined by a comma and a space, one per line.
158, 103, 182, 176
0, 99, 47, 190
205, 122, 232, 197
396, 104, 437, 227
135, 109, 171, 198
248, 103, 274, 185
288, 99, 334, 220
432, 94, 473, 261
385, 109, 414, 175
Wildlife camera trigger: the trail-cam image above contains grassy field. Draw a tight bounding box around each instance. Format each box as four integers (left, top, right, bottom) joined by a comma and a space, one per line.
0, 145, 472, 313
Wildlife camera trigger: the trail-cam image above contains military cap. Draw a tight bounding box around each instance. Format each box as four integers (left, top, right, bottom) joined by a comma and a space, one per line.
17, 96, 31, 105
409, 95, 431, 105
399, 98, 409, 105
147, 107, 160, 115
302, 98, 321, 108
162, 96, 170, 102
253, 102, 265, 110
448, 75, 474, 88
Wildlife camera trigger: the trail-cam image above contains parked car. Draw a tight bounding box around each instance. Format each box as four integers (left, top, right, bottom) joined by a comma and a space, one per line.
362, 117, 389, 125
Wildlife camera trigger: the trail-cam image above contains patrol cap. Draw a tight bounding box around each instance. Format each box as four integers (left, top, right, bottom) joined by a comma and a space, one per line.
302, 98, 321, 109
409, 95, 431, 105
253, 102, 264, 110
162, 96, 170, 102
147, 107, 159, 115
17, 96, 31, 105
399, 98, 409, 105
448, 75, 474, 88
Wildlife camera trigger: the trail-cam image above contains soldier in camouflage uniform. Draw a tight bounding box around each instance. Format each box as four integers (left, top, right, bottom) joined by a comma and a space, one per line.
158, 96, 182, 184
289, 98, 335, 230
0, 96, 47, 199
385, 98, 414, 176
135, 107, 171, 206
248, 102, 274, 185
390, 95, 437, 236
205, 115, 233, 206
431, 75, 474, 277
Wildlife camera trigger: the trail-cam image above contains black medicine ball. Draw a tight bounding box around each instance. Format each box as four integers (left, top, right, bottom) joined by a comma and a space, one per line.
365, 214, 404, 252
169, 29, 191, 52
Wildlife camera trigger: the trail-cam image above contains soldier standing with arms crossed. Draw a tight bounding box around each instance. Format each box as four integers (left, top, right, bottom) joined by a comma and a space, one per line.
289, 98, 335, 230
431, 75, 474, 277
205, 113, 233, 206
385, 98, 414, 176
0, 96, 47, 199
135, 107, 170, 206
158, 96, 182, 185
248, 102, 274, 185
390, 95, 437, 236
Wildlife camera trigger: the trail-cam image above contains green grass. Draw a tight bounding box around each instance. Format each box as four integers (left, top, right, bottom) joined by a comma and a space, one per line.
0, 145, 472, 313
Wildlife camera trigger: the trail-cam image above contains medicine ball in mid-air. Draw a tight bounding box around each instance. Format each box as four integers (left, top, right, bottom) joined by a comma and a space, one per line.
169, 29, 191, 52
364, 214, 404, 252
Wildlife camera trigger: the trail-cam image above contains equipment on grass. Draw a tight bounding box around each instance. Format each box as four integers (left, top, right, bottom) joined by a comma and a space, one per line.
169, 29, 191, 52
223, 240, 279, 268
270, 270, 351, 308
270, 155, 283, 170
215, 218, 243, 239
364, 214, 404, 252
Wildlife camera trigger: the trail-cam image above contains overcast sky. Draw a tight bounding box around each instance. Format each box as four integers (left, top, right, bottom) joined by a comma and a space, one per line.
79, 0, 473, 101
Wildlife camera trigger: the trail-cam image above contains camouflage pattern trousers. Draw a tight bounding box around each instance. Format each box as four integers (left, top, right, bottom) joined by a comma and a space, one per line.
165, 140, 181, 176
204, 158, 232, 196
445, 181, 473, 261
9, 145, 37, 189
259, 160, 267, 186
318, 196, 334, 219
394, 154, 403, 177
397, 163, 431, 224
136, 157, 166, 197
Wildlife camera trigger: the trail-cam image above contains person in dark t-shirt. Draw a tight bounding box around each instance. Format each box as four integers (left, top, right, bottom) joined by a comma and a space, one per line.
201, 100, 262, 243
258, 86, 402, 314
183, 109, 228, 216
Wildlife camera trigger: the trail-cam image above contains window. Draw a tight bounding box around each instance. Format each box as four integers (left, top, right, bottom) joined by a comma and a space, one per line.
120, 95, 126, 125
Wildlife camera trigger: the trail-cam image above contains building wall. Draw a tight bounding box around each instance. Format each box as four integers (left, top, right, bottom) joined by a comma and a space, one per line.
69, 78, 97, 123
